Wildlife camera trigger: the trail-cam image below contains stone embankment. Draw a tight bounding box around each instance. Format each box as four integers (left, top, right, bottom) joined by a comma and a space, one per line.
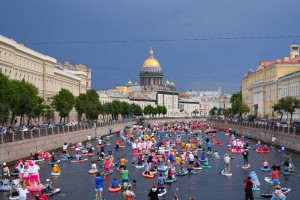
209, 119, 300, 152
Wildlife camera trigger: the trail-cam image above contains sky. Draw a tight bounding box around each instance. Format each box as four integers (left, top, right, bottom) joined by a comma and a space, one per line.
1, 0, 300, 93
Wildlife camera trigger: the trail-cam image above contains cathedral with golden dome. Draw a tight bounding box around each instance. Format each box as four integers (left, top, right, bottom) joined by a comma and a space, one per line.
99, 48, 199, 118
139, 48, 177, 92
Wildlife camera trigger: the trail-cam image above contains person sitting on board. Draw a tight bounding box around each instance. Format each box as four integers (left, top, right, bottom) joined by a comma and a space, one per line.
257, 145, 262, 152
263, 145, 269, 151
194, 157, 201, 168
272, 185, 285, 200
263, 160, 269, 169
44, 179, 55, 193
111, 177, 119, 188
213, 150, 220, 159
52, 164, 61, 173
179, 162, 186, 173
75, 152, 82, 160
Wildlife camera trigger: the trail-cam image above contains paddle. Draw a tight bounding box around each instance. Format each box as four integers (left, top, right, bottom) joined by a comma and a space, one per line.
97, 163, 104, 168
128, 174, 137, 183
236, 158, 243, 167
267, 184, 272, 193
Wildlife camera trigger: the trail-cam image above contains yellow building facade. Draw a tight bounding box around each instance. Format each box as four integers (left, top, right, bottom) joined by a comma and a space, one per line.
242, 44, 300, 118
0, 35, 88, 123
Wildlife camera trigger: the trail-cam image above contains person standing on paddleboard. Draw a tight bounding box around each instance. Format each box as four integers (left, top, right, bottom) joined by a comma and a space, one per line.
224, 154, 231, 173
95, 172, 105, 200
244, 176, 254, 200
242, 150, 249, 167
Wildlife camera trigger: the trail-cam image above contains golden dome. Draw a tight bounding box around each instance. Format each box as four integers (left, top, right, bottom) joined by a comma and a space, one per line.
134, 82, 138, 86
165, 79, 170, 84
171, 81, 175, 86
127, 80, 132, 84
142, 48, 160, 67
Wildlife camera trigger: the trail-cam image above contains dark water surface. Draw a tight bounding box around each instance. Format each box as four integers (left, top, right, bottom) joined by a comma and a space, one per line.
1, 130, 300, 200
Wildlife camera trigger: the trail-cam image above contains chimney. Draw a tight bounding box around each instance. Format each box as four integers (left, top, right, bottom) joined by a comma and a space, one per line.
276, 59, 281, 63
284, 56, 289, 62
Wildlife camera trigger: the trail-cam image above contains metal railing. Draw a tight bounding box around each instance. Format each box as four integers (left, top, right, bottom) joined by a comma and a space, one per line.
0, 119, 137, 144
209, 118, 300, 135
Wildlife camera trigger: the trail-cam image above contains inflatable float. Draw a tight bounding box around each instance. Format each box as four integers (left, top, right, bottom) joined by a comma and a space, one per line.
88, 169, 98, 174
142, 172, 154, 179
109, 185, 121, 192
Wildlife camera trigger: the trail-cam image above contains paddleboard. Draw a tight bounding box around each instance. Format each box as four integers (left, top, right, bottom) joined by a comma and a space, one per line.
36, 188, 61, 196
165, 178, 176, 183
51, 172, 61, 176
88, 169, 98, 174
221, 170, 232, 176
281, 171, 291, 176
264, 177, 273, 184
70, 159, 88, 163
261, 167, 271, 172
158, 189, 167, 197
242, 164, 251, 169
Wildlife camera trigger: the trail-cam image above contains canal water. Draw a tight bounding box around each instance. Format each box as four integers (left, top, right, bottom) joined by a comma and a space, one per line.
1, 129, 300, 200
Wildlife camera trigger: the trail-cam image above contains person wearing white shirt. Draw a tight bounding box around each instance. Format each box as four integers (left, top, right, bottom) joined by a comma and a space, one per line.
224, 154, 231, 173
18, 185, 29, 200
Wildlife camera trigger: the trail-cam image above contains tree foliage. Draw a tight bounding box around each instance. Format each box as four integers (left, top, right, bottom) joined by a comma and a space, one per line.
230, 91, 249, 116
52, 88, 75, 123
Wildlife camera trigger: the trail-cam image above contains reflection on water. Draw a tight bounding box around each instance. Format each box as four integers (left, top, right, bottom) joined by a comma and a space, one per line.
1, 130, 300, 200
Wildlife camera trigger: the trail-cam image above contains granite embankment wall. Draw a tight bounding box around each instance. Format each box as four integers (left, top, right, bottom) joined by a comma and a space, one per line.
0, 121, 135, 164
209, 120, 300, 153
0, 117, 206, 164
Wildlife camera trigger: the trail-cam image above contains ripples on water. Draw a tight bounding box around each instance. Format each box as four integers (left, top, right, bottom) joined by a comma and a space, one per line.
1, 130, 300, 200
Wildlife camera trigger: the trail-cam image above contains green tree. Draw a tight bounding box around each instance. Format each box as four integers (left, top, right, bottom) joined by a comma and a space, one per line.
75, 93, 88, 119
52, 89, 75, 123
120, 102, 132, 119
85, 90, 100, 120
161, 106, 167, 116
27, 96, 45, 125
209, 108, 216, 116
223, 108, 232, 116
144, 105, 154, 117
156, 105, 163, 117
131, 104, 143, 117
192, 110, 199, 116
282, 96, 300, 124
230, 91, 249, 116
152, 107, 158, 117
272, 100, 284, 122
111, 100, 122, 119
0, 103, 10, 126
42, 104, 54, 123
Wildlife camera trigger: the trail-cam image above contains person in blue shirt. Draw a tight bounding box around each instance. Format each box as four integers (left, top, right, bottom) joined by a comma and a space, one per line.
95, 172, 105, 200
157, 173, 165, 193
201, 152, 206, 161
207, 141, 212, 153
111, 177, 119, 188
157, 140, 162, 148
